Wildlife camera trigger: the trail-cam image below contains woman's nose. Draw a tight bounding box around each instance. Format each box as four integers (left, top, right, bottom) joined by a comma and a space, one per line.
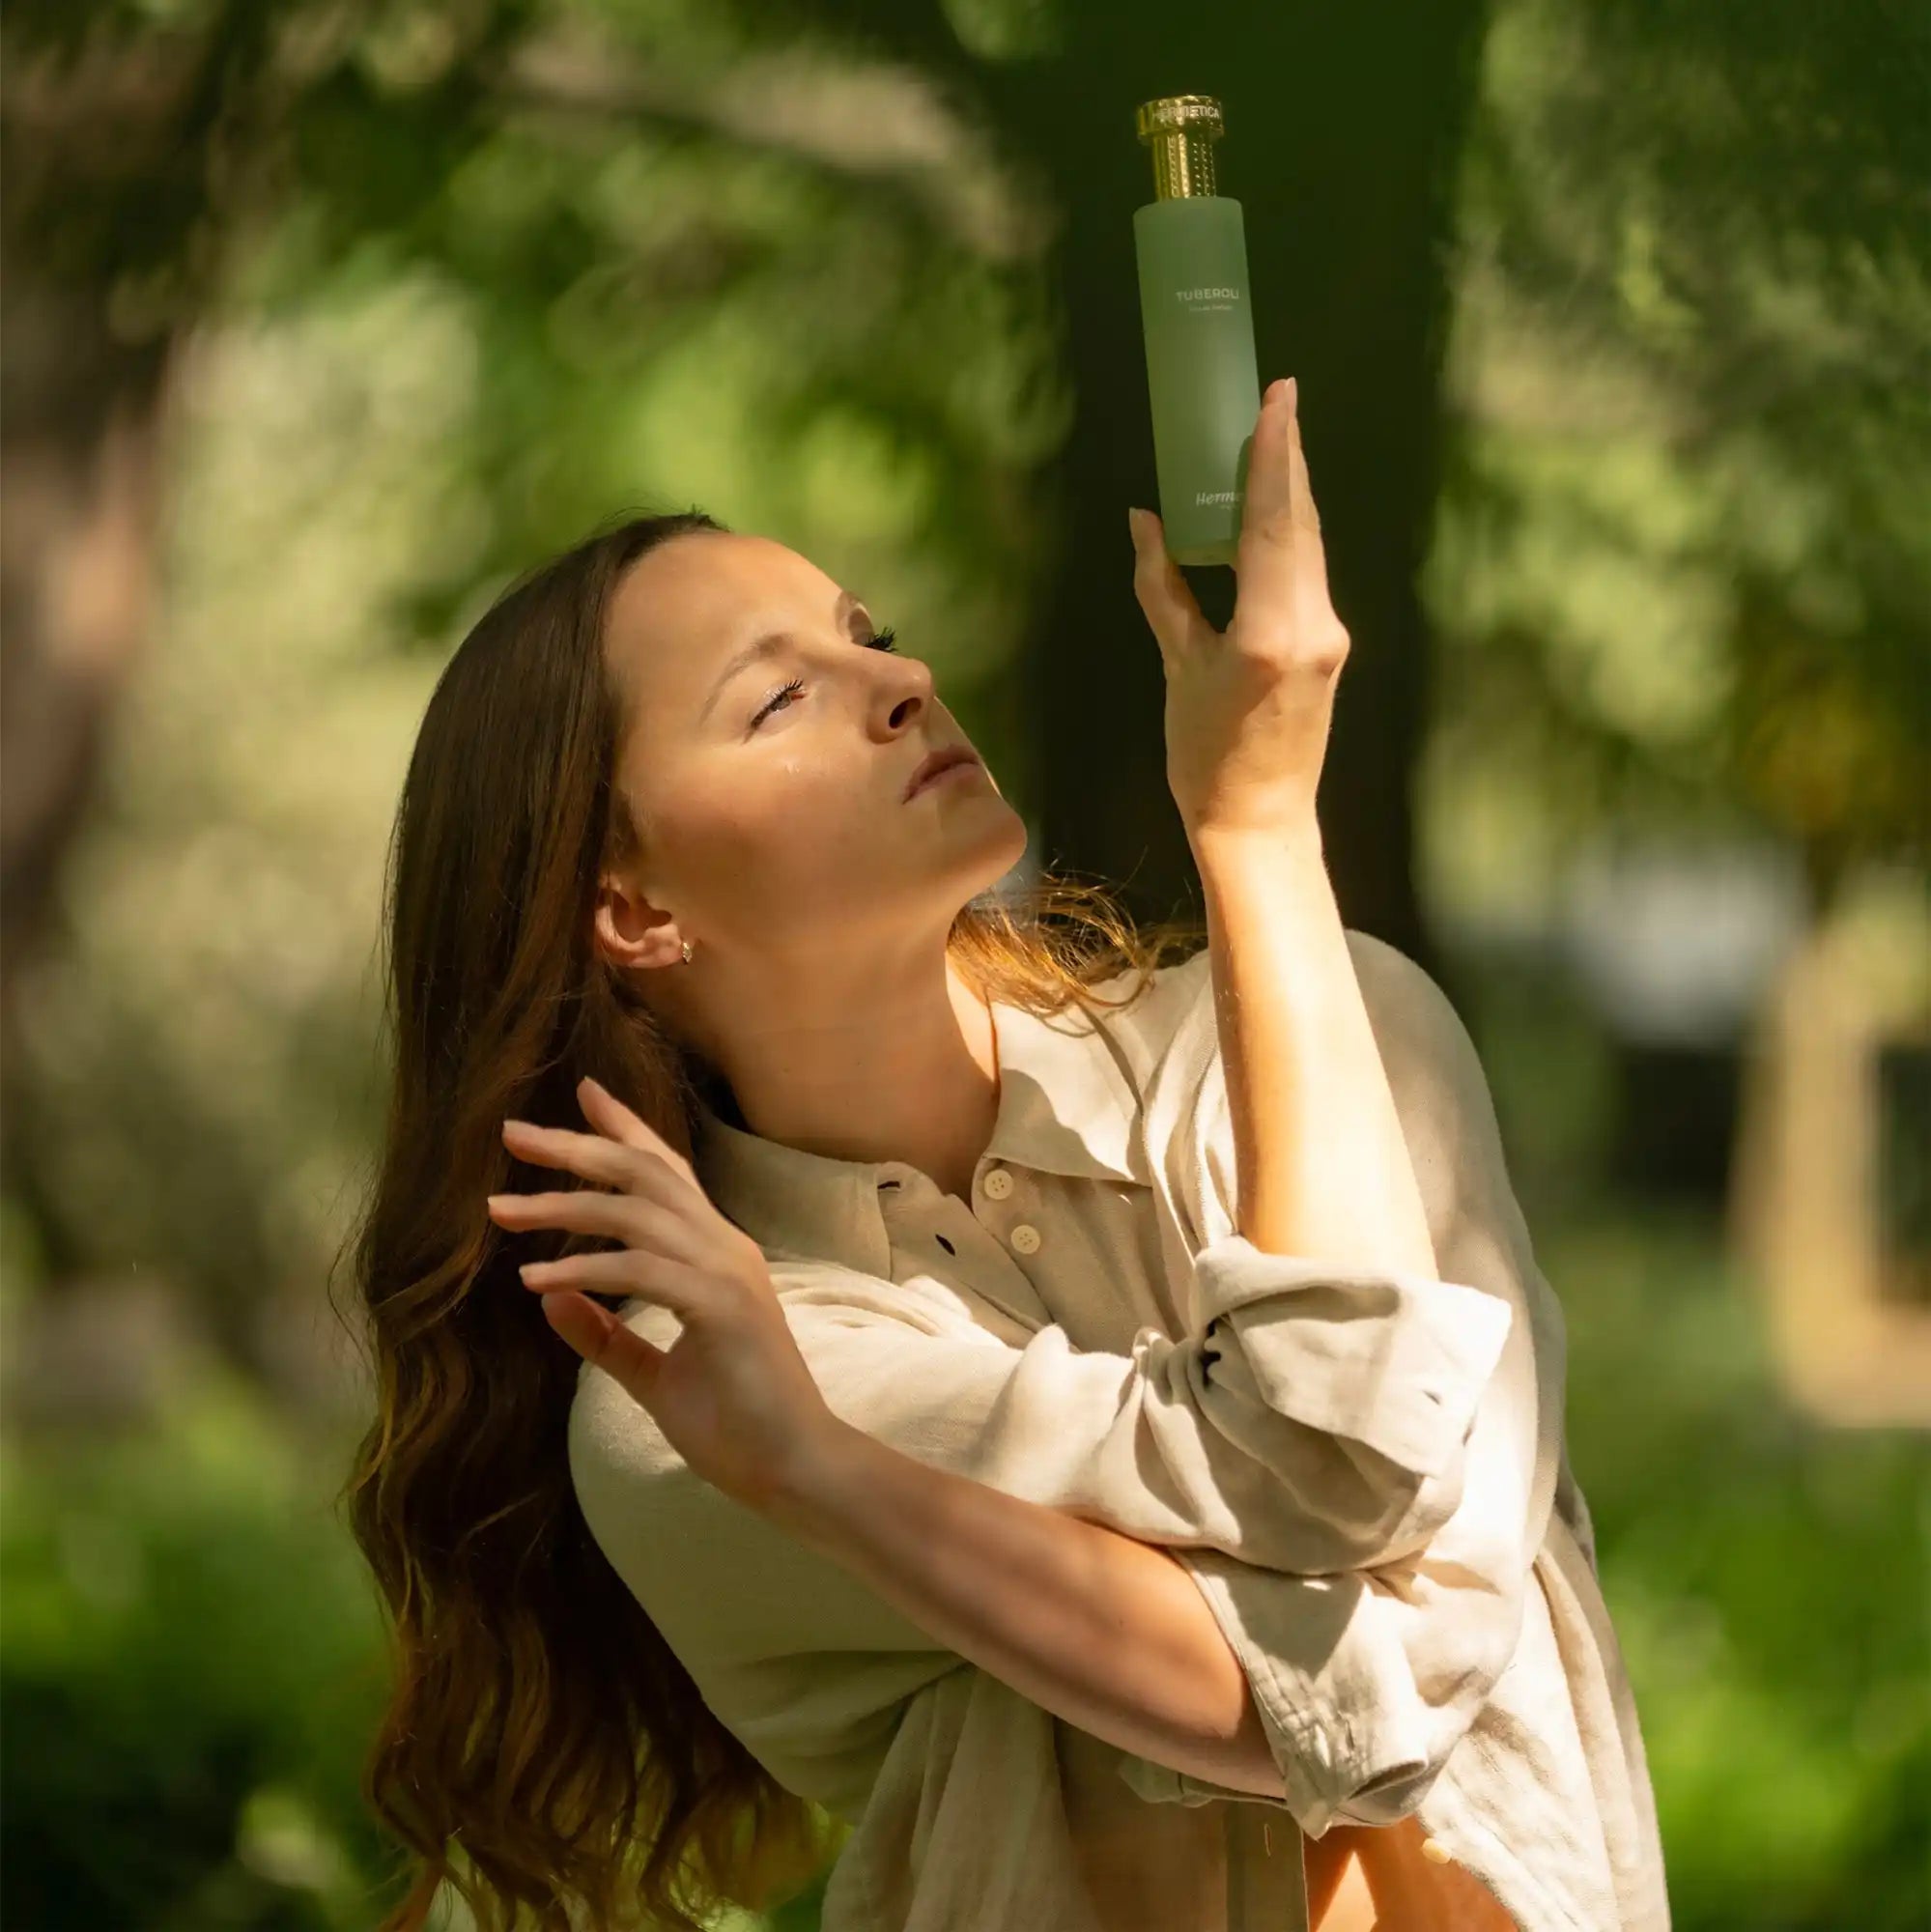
883, 653, 936, 721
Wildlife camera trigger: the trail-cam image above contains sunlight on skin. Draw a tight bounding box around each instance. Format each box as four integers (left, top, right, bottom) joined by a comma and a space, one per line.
1307, 1835, 1377, 1931
1309, 1817, 1521, 1929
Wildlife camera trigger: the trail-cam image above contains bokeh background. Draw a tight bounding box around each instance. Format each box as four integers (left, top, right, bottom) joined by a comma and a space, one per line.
3, 2, 1927, 1927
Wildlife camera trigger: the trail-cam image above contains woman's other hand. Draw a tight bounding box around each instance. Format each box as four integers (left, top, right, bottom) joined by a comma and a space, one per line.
1129, 376, 1350, 843
486, 1075, 832, 1514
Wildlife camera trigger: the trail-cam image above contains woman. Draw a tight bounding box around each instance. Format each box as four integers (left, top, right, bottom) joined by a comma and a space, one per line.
342, 378, 1667, 1931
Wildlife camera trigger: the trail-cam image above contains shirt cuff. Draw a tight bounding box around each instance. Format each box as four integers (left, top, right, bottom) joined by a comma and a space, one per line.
1191, 1235, 1514, 1479
1112, 1745, 1430, 1831
1116, 1548, 1437, 1837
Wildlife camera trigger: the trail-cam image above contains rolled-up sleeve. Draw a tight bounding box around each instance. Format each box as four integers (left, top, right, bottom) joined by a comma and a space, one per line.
1114, 931, 1568, 1836
569, 1249, 1514, 1816
769, 1208, 1510, 1578
1192, 1236, 1512, 1481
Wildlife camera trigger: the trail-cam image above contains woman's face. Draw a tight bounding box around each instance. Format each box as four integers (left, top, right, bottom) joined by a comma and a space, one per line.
600, 531, 1029, 974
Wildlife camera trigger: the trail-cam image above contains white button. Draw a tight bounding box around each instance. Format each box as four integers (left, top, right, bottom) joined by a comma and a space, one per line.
1420, 1836, 1453, 1864
1009, 1222, 1041, 1254
981, 1168, 1014, 1200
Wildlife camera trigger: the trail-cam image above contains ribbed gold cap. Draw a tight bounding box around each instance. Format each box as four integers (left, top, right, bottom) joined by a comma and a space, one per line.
1134, 95, 1224, 200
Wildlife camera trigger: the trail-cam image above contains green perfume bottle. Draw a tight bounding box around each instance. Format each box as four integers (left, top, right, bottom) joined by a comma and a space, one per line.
1132, 94, 1262, 567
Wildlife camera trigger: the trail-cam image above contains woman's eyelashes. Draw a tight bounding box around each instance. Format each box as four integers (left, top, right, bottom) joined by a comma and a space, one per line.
749, 627, 901, 729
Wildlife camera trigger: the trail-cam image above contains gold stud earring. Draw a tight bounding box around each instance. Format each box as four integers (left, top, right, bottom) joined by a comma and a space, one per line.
681, 938, 694, 963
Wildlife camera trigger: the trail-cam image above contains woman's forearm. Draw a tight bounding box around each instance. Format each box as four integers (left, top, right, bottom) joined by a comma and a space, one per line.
766, 1413, 1288, 1801
1190, 821, 1437, 1276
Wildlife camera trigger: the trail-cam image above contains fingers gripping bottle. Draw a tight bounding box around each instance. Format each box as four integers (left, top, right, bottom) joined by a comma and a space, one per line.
1132, 94, 1263, 567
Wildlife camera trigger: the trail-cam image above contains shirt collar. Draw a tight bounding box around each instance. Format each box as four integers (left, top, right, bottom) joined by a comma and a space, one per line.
690, 989, 1150, 1274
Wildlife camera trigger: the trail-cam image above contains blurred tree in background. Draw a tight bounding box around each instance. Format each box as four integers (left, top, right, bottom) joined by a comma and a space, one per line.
1426, 0, 1929, 924
2, 0, 1925, 1927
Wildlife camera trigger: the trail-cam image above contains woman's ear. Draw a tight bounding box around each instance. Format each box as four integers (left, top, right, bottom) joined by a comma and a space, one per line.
592, 873, 688, 973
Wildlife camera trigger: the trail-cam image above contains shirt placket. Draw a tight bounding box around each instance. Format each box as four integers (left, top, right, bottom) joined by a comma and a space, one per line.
1230, 1804, 1311, 1932
875, 1158, 1052, 1335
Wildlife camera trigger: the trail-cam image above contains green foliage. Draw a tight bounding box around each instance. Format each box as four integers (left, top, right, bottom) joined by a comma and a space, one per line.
1546, 1206, 1931, 1930
1422, 0, 1931, 926
0, 1376, 393, 1930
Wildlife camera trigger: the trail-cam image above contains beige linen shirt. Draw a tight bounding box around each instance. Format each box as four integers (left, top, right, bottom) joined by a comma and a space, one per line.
567, 929, 1671, 1931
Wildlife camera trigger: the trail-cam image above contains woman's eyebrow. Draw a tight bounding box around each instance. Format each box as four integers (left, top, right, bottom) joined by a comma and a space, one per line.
697, 588, 859, 724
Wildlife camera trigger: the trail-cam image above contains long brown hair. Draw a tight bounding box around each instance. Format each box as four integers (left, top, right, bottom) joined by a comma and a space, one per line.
335, 506, 1207, 1931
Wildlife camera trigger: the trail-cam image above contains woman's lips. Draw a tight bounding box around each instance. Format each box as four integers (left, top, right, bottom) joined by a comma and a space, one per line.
906, 752, 983, 799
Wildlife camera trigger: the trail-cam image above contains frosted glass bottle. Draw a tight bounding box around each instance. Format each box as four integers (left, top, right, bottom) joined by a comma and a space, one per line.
1132, 95, 1263, 567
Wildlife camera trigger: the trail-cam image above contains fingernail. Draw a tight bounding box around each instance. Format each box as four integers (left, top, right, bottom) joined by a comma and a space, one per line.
1286, 376, 1297, 412
1264, 378, 1288, 409
1127, 507, 1147, 544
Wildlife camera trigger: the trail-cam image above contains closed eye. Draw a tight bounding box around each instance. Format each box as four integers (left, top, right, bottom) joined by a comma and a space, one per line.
750, 626, 900, 728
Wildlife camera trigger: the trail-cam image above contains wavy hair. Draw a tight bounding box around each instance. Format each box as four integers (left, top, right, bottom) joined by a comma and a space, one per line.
334, 506, 1207, 1931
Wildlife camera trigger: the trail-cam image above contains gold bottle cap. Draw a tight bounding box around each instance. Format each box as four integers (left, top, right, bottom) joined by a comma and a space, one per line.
1135, 94, 1224, 200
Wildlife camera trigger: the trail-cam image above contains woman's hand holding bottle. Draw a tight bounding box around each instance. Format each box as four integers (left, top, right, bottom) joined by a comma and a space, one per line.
1129, 376, 1350, 846
486, 1076, 832, 1515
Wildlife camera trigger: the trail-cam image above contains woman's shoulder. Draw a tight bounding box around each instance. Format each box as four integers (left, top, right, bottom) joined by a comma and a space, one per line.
1090, 926, 1484, 1220
1097, 926, 1460, 1060
1081, 927, 1441, 1074
1076, 942, 1215, 1088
